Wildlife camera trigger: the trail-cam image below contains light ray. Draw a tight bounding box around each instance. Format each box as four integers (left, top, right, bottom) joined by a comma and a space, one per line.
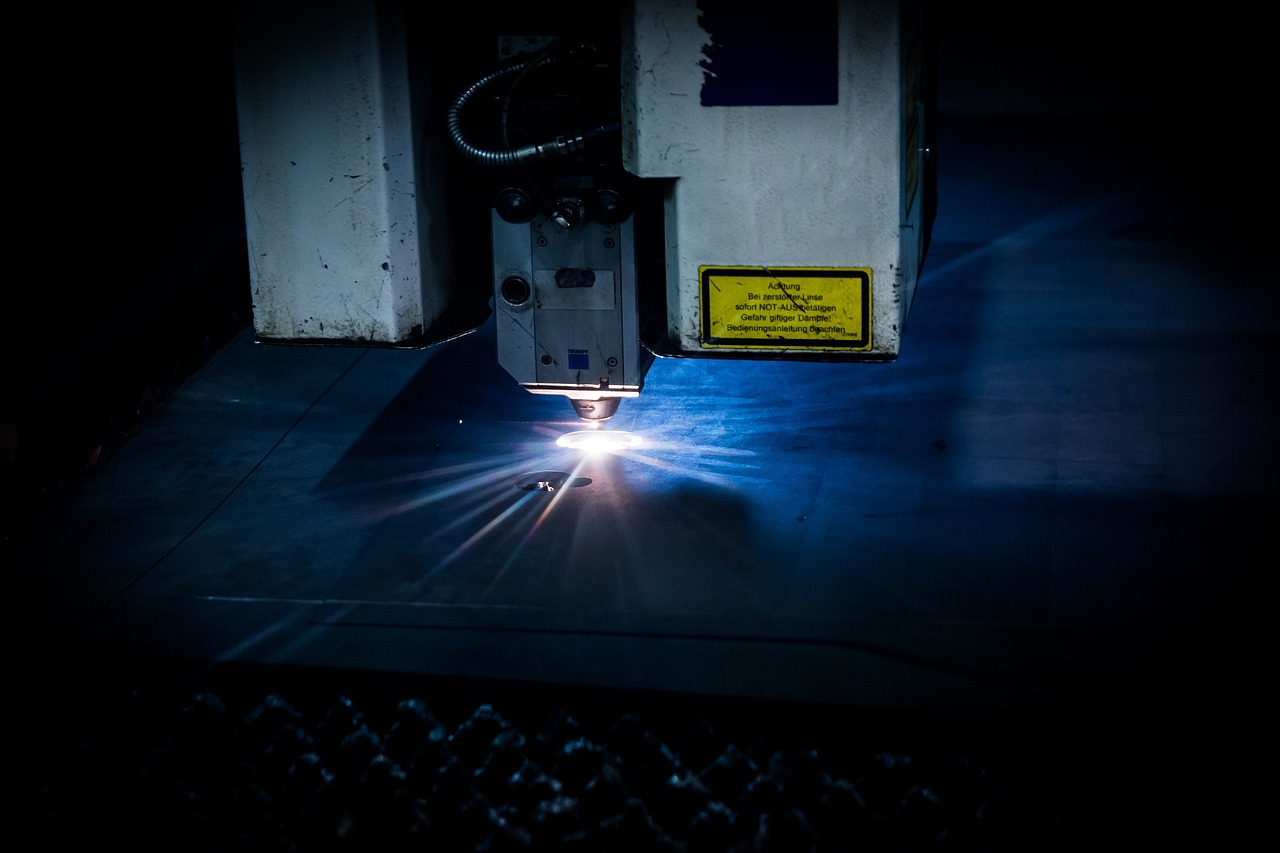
484, 455, 591, 594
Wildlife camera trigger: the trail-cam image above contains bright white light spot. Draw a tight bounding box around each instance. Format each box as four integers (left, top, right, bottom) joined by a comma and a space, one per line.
556, 430, 643, 452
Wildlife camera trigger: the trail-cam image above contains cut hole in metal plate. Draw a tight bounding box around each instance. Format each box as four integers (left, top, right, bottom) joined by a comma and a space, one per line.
514, 471, 592, 492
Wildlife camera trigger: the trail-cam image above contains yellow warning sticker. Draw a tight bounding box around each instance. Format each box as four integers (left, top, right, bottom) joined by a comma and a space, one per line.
699, 266, 871, 350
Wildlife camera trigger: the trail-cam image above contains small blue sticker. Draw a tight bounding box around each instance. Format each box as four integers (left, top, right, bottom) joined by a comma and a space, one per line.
567, 349, 589, 370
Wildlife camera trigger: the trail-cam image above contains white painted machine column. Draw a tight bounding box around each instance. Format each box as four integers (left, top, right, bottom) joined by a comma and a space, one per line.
621, 0, 932, 360
230, 0, 453, 345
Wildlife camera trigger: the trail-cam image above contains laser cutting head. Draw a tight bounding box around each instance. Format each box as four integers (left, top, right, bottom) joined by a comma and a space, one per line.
569, 396, 621, 422
490, 204, 649, 424
448, 37, 657, 425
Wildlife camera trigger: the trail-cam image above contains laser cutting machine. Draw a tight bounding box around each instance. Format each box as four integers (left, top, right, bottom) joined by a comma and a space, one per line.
231, 0, 935, 421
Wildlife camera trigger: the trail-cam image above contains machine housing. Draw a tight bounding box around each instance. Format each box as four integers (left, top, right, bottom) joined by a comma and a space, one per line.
231, 0, 935, 420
